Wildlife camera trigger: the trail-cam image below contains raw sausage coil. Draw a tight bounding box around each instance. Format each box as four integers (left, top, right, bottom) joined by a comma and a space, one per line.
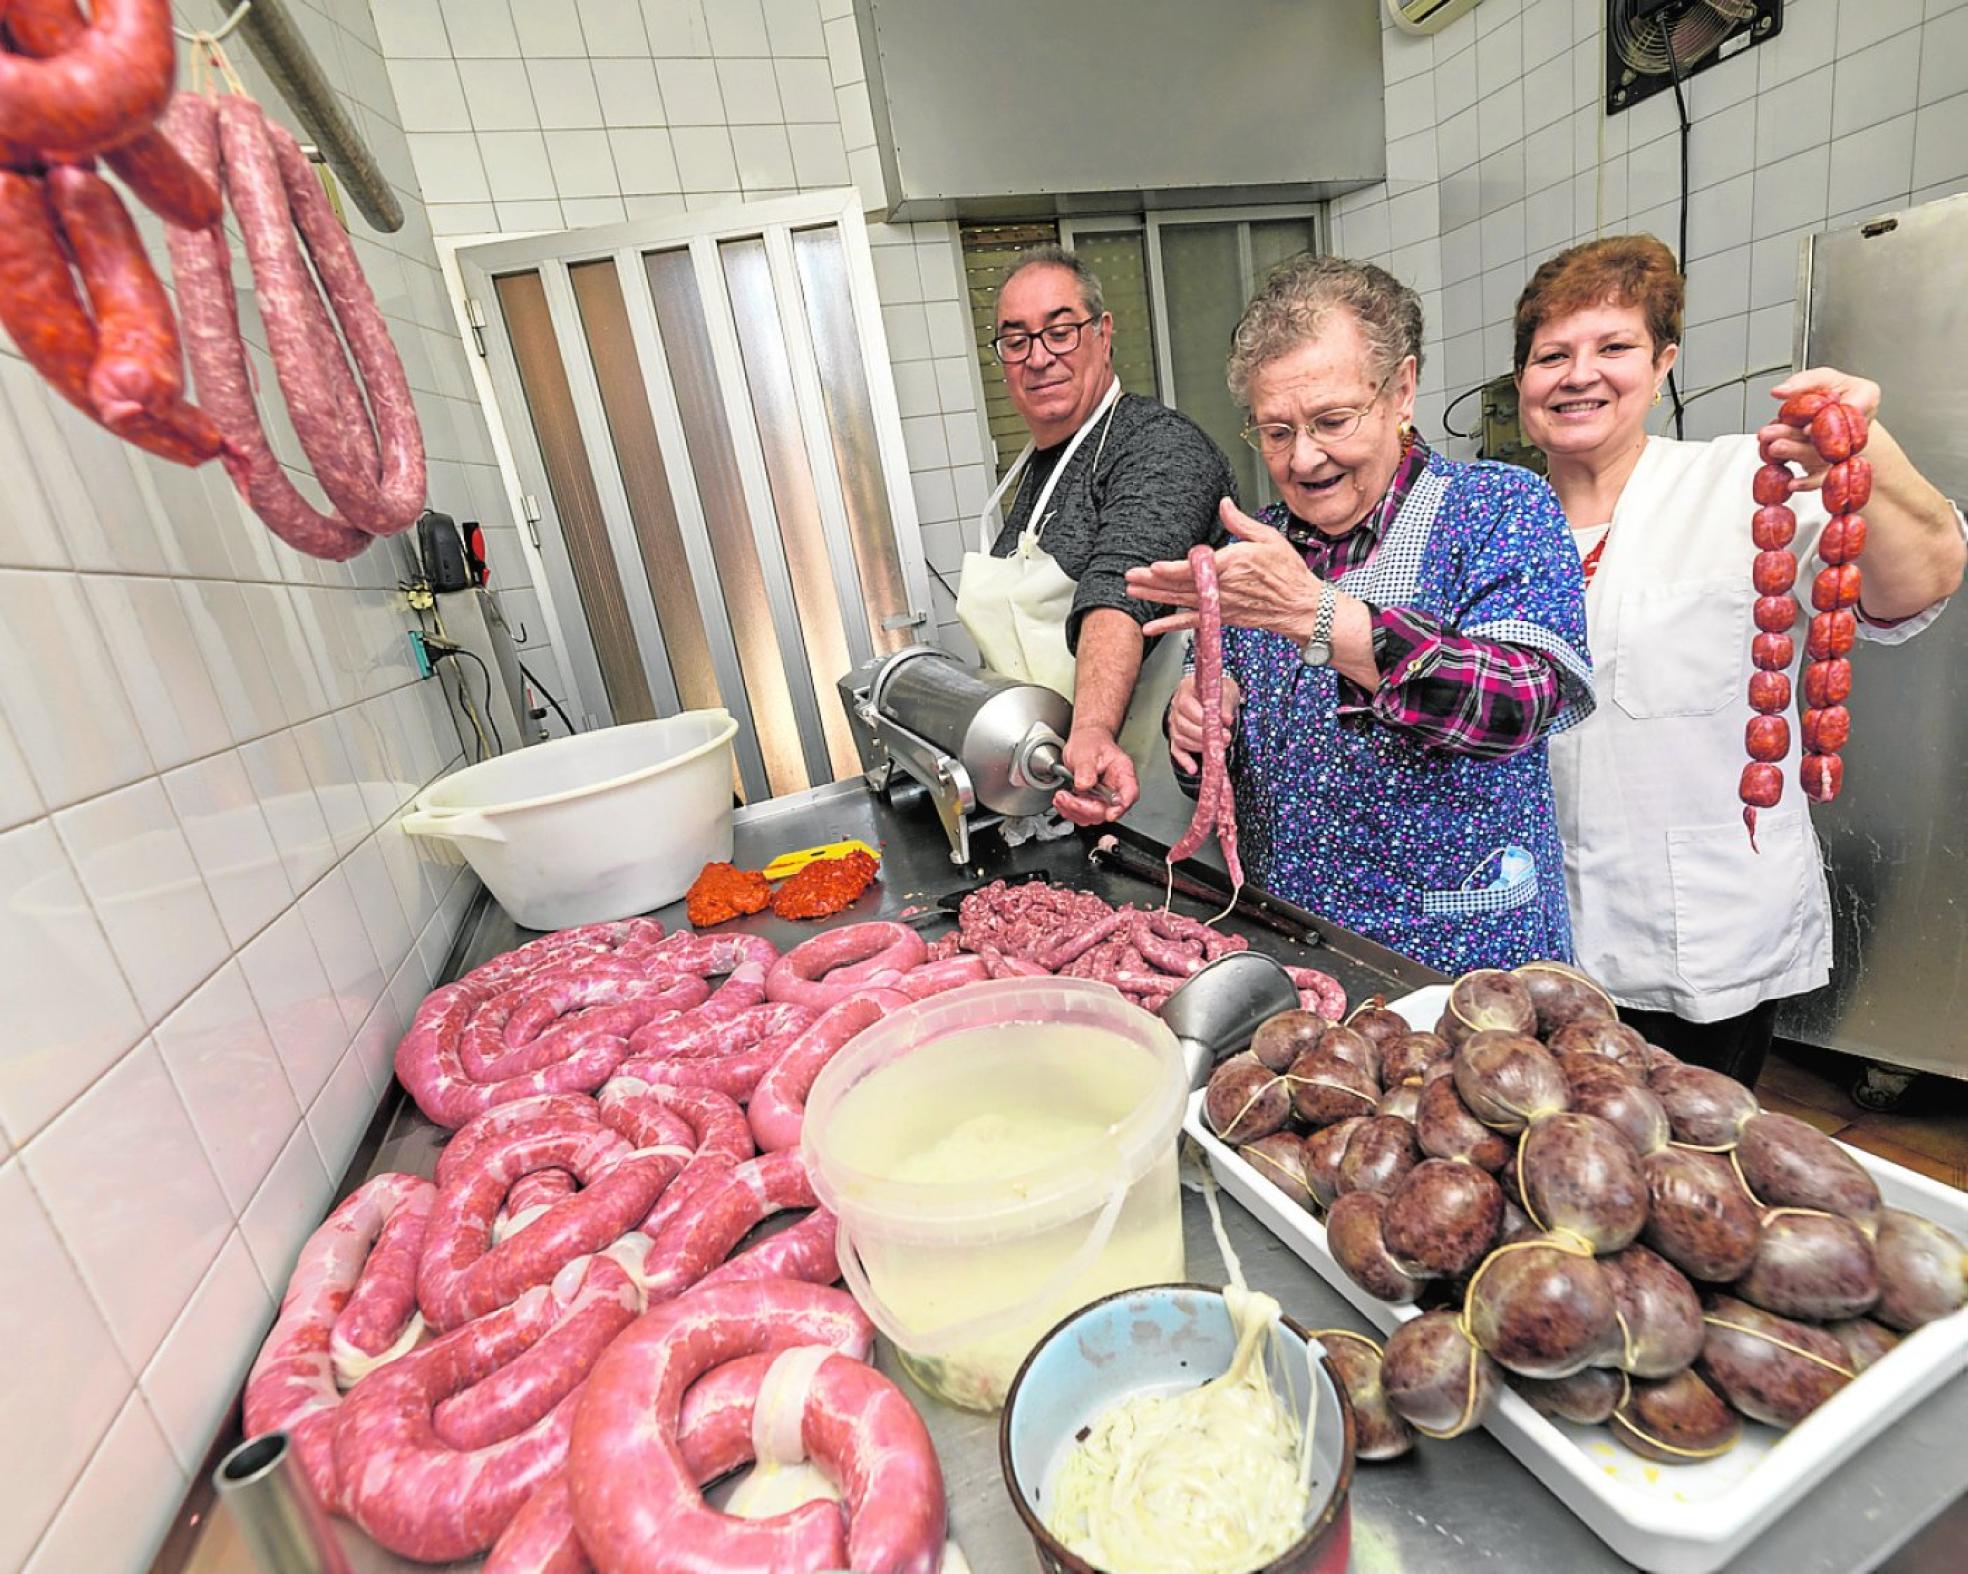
621, 1149, 821, 1303
569, 1280, 945, 1574
748, 997, 886, 1152
242, 1173, 435, 1511
765, 922, 928, 1009
334, 1254, 640, 1563
417, 1126, 683, 1330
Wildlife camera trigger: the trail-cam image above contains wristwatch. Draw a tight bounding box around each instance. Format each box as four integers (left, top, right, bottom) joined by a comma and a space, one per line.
1299, 580, 1336, 667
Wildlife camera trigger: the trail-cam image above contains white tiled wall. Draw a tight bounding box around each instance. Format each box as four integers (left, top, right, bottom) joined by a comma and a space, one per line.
0, 1, 489, 1564
1334, 0, 1968, 457
378, 0, 990, 668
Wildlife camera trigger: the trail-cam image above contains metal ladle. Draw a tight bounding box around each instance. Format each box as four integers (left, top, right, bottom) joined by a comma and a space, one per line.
1161, 950, 1302, 1089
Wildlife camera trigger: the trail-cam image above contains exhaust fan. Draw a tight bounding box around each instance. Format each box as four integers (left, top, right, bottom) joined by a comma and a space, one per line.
1605, 0, 1783, 114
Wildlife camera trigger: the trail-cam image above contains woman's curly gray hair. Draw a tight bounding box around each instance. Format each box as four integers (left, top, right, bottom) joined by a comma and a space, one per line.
1226, 254, 1424, 408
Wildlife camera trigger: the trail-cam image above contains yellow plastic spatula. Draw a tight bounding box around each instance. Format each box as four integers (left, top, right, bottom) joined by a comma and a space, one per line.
762, 839, 881, 881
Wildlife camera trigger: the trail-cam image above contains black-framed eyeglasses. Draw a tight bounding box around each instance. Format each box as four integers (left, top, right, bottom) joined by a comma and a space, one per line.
992, 316, 1099, 364
1241, 370, 1394, 454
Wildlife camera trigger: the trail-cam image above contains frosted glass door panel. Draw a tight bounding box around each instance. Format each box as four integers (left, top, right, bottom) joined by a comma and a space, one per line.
566, 260, 722, 718
493, 269, 655, 723
1072, 229, 1158, 401
1160, 222, 1256, 503
719, 237, 861, 781
644, 247, 810, 798
792, 226, 914, 659
1250, 217, 1316, 282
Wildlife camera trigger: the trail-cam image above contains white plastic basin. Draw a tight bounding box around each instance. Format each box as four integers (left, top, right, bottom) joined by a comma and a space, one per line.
401, 710, 737, 930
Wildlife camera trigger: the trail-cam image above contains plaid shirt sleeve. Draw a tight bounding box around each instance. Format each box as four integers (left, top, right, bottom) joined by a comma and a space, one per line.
1336, 604, 1564, 759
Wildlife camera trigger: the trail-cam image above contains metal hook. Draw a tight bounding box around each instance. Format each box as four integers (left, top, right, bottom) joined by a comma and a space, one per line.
175, 0, 252, 45
513, 621, 531, 646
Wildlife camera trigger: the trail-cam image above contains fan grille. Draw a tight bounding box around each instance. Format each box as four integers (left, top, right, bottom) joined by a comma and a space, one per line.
1612, 0, 1757, 77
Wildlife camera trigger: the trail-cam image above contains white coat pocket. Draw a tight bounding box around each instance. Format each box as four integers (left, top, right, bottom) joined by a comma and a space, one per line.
1665, 811, 1810, 995
1614, 580, 1749, 720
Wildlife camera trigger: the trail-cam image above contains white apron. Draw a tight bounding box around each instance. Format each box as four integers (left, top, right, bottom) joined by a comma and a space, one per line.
1549, 434, 1954, 1022
955, 378, 1122, 698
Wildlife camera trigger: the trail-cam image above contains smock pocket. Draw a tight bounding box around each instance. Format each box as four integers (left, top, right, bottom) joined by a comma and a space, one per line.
1614, 580, 1749, 720
1665, 811, 1809, 995
1421, 846, 1540, 918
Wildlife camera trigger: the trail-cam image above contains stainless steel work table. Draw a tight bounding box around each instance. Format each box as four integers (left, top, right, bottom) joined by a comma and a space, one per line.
171, 778, 1968, 1574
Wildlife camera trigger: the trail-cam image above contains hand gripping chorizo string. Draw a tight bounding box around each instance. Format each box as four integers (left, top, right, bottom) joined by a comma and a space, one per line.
1167, 545, 1248, 918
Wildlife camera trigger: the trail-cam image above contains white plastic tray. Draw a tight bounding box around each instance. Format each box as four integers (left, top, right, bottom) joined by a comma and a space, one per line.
1184, 984, 1968, 1574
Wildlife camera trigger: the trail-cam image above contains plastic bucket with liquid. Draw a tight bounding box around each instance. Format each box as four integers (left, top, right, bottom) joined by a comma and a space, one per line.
802, 977, 1187, 1412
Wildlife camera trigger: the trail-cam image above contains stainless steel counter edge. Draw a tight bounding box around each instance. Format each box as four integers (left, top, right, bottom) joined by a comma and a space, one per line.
161, 781, 1968, 1574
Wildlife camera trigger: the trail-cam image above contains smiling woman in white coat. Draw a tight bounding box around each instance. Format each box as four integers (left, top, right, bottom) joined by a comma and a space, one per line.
1513, 234, 1966, 1087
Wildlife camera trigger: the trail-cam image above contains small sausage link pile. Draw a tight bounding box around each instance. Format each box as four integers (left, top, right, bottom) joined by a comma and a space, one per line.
1740, 393, 1872, 848
0, 1, 228, 465
933, 878, 1347, 1017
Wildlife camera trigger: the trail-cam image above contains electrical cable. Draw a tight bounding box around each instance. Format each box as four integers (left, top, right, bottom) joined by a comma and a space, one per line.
518, 657, 579, 737
446, 648, 504, 756
1440, 381, 1488, 441
1664, 21, 1692, 440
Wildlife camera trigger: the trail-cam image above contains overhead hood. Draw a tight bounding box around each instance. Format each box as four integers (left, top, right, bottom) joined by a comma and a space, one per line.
854, 0, 1388, 221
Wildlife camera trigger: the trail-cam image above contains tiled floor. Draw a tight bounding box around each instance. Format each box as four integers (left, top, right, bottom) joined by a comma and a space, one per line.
1757, 1044, 1968, 1191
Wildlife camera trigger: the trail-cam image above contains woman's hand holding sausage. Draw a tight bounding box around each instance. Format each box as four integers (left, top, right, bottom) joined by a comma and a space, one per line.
1128, 498, 1325, 644
1758, 368, 1880, 491
1168, 671, 1243, 775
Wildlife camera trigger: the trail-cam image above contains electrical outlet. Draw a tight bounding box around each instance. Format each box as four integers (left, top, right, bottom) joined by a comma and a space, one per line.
408, 629, 434, 679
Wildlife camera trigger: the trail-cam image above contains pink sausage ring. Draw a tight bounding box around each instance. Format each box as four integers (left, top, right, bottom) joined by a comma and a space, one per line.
765, 922, 927, 1010
242, 1172, 434, 1512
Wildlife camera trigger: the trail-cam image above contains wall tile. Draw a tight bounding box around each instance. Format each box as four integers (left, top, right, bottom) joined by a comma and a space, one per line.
1436, 105, 1480, 175
1759, 0, 1838, 89
823, 11, 864, 86
140, 1232, 272, 1472
610, 127, 682, 193
641, 0, 713, 56
439, 0, 520, 57
153, 961, 300, 1213
1912, 91, 1968, 189
460, 57, 540, 130
1751, 143, 1831, 238
1436, 43, 1477, 120
576, 0, 651, 55
529, 58, 605, 126
656, 57, 726, 124
1689, 96, 1757, 190
1831, 28, 1924, 137
1687, 171, 1756, 261
773, 56, 836, 123
1754, 66, 1834, 164
80, 575, 233, 774
0, 713, 41, 834
23, 1041, 233, 1370
513, 0, 585, 55
387, 57, 471, 131
409, 130, 492, 202
1921, 8, 1968, 104
239, 1122, 333, 1294
479, 129, 558, 201
1478, 83, 1525, 155
375, 0, 453, 58
55, 779, 229, 1023
1826, 112, 1919, 216
21, 1392, 182, 1574
1477, 16, 1523, 96
310, 1043, 381, 1178
238, 903, 344, 1109
788, 119, 850, 186
0, 1160, 138, 1571
345, 835, 418, 975
763, 0, 827, 56
301, 865, 390, 1034
593, 56, 665, 123
162, 753, 294, 950
0, 571, 154, 809
1837, 0, 1927, 54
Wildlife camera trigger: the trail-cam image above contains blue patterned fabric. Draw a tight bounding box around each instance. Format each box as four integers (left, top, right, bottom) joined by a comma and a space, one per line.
1226, 451, 1594, 973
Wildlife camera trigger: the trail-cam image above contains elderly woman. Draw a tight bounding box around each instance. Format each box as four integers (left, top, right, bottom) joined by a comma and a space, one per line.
1515, 234, 1965, 1084
1127, 255, 1594, 974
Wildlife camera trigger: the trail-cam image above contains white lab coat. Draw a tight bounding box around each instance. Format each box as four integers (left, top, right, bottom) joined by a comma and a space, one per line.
1548, 434, 1957, 1021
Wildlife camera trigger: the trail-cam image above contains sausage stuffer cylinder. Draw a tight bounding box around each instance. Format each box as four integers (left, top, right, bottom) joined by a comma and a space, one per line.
212, 1433, 352, 1574
870, 649, 1073, 817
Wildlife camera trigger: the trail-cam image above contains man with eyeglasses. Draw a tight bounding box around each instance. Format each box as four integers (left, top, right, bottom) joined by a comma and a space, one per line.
957, 245, 1238, 826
